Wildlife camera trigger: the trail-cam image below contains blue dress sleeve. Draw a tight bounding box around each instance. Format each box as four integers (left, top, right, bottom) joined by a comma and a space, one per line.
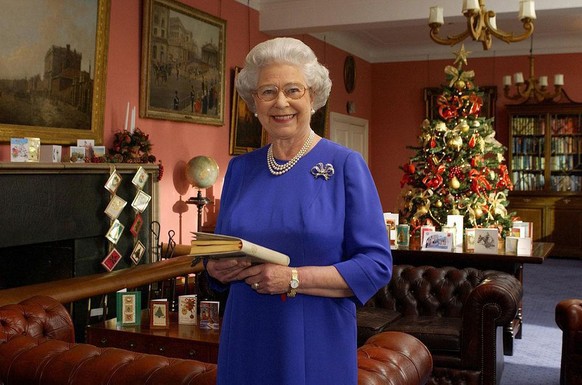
333, 152, 393, 305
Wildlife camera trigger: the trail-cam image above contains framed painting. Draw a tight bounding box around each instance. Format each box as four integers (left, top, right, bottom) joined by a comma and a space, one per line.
0, 0, 110, 144
140, 0, 226, 126
229, 67, 263, 155
424, 85, 497, 124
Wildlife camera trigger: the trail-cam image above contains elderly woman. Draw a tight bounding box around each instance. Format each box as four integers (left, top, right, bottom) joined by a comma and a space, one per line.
206, 37, 392, 385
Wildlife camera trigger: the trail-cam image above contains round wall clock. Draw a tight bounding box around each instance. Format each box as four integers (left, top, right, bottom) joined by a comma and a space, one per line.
343, 55, 355, 93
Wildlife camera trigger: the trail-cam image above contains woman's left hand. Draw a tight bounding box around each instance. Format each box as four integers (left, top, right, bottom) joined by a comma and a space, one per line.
239, 263, 290, 294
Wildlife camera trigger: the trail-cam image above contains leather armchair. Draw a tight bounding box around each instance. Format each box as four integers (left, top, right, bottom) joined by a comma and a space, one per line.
0, 295, 433, 385
359, 265, 523, 385
555, 298, 582, 385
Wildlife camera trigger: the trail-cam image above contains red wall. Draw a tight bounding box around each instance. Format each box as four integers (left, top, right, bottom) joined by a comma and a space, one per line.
1, 0, 580, 245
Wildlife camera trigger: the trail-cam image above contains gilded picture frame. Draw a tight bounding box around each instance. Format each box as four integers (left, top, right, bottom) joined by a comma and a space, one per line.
0, 0, 110, 144
229, 66, 263, 155
140, 0, 226, 126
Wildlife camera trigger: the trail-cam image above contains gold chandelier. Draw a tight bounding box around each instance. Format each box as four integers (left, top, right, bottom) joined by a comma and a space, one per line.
503, 37, 572, 103
428, 0, 536, 50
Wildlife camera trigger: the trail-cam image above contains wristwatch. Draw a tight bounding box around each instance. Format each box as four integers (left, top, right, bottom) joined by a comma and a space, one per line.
288, 269, 299, 297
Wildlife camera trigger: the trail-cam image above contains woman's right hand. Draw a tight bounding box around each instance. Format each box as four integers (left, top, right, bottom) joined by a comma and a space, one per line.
206, 258, 252, 284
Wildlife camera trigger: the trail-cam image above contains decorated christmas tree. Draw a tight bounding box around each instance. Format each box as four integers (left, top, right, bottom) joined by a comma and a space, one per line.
399, 45, 514, 238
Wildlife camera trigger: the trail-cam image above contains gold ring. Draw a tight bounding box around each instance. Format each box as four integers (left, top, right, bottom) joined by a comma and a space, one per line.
252, 282, 259, 290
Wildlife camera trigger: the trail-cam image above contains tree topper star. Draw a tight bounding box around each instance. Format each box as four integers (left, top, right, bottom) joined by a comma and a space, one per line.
453, 44, 471, 69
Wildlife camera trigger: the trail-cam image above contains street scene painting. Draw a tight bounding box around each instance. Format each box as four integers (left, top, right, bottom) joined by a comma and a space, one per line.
140, 0, 226, 126
0, 0, 109, 144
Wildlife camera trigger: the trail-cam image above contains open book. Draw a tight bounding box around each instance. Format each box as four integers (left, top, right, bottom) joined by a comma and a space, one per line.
190, 232, 290, 266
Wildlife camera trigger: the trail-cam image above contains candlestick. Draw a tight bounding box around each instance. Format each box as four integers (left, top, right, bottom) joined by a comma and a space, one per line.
124, 101, 129, 131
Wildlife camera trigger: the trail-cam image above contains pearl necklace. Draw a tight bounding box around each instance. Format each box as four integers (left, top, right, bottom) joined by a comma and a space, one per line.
267, 130, 314, 176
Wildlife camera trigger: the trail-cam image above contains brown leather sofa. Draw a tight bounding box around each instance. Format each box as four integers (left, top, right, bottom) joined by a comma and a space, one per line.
358, 265, 522, 385
0, 295, 433, 385
555, 298, 582, 385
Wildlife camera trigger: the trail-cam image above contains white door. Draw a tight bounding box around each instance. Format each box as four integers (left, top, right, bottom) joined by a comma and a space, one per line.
329, 112, 369, 163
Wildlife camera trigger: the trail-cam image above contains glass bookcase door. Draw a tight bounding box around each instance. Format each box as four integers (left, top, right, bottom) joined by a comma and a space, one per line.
549, 113, 582, 192
510, 113, 546, 191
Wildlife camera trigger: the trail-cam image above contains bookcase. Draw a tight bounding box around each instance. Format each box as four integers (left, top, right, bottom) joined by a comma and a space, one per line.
506, 103, 582, 258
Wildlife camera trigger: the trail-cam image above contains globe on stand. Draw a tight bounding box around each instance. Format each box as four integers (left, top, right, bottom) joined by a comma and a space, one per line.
185, 156, 219, 232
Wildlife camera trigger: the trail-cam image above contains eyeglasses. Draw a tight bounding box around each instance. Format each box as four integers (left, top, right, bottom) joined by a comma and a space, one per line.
253, 83, 308, 102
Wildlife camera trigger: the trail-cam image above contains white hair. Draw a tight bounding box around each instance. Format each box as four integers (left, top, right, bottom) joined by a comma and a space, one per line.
235, 37, 332, 113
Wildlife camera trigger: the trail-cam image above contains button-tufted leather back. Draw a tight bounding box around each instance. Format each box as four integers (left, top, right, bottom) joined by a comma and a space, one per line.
0, 295, 74, 343
367, 265, 489, 318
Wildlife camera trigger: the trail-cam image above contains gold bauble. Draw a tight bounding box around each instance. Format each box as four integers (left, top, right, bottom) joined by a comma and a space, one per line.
434, 200, 443, 208
454, 80, 466, 91
450, 208, 460, 215
460, 121, 470, 133
449, 176, 460, 190
447, 135, 463, 151
475, 207, 483, 218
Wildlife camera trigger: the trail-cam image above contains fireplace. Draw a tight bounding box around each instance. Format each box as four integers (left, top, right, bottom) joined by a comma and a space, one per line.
0, 163, 159, 340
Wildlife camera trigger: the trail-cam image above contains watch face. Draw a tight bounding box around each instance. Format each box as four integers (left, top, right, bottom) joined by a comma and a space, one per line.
290, 279, 299, 289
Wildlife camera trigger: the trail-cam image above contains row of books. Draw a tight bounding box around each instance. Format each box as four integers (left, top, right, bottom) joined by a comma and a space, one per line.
549, 155, 579, 171
511, 155, 545, 170
550, 175, 581, 192
550, 136, 581, 154
512, 172, 545, 191
511, 115, 581, 136
512, 136, 544, 154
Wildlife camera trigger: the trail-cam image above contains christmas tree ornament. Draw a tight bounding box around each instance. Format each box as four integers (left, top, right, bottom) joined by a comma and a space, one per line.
447, 135, 463, 151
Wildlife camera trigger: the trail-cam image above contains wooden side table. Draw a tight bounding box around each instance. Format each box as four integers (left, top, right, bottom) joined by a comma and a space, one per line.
86, 311, 220, 363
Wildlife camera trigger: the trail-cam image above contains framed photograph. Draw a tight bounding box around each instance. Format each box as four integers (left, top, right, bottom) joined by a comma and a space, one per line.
130, 240, 146, 265
424, 86, 497, 124
132, 190, 152, 213
104, 195, 127, 219
149, 299, 169, 329
101, 248, 123, 272
104, 171, 122, 194
229, 67, 264, 155
132, 166, 149, 189
106, 219, 125, 244
0, 0, 110, 144
130, 213, 144, 237
116, 291, 141, 326
140, 0, 226, 125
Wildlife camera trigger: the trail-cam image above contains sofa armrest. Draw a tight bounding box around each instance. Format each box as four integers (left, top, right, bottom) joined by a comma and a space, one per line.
556, 299, 582, 332
0, 296, 74, 343
461, 270, 522, 369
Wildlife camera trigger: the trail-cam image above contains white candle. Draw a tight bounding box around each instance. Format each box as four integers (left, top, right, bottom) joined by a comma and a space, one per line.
130, 106, 136, 134
488, 15, 497, 30
465, 0, 479, 11
124, 101, 130, 131
519, 0, 536, 20
514, 72, 525, 84
503, 75, 512, 87
554, 74, 564, 86
429, 6, 444, 25
538, 76, 548, 87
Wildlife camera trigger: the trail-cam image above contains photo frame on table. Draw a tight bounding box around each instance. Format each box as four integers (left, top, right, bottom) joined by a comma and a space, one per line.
0, 0, 110, 144
140, 0, 226, 126
423, 86, 497, 125
229, 66, 264, 155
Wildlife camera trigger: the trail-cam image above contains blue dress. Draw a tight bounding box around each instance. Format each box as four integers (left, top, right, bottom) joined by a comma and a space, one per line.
213, 138, 392, 385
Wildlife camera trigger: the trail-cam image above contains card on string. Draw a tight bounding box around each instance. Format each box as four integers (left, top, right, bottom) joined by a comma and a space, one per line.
105, 171, 122, 194
106, 219, 125, 244
132, 166, 149, 189
105, 195, 127, 219
130, 213, 144, 237
130, 240, 146, 265
101, 248, 123, 272
132, 190, 151, 213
